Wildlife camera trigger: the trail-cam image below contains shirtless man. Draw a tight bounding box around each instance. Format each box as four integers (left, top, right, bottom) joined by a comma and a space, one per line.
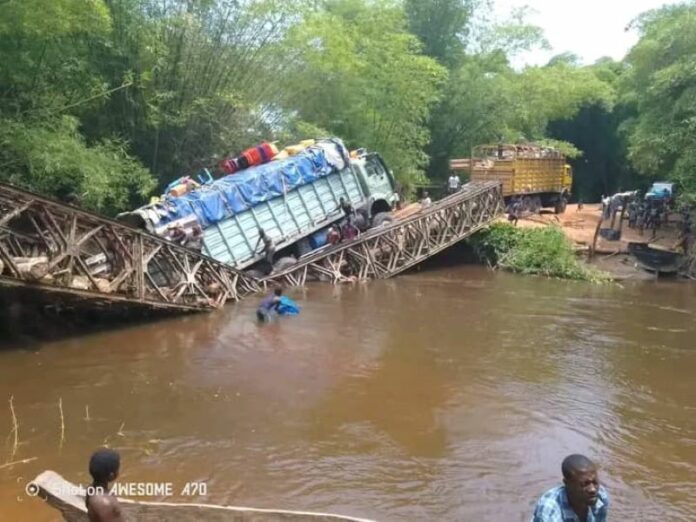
86, 448, 123, 522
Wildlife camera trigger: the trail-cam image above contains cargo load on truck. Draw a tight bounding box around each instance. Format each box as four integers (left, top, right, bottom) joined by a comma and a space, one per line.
118, 138, 398, 274
450, 143, 573, 214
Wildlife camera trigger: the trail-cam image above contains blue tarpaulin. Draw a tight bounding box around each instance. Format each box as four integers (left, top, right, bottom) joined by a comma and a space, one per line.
277, 296, 300, 315
148, 143, 345, 230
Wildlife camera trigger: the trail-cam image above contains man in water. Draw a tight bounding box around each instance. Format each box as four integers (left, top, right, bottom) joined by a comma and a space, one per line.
86, 448, 123, 522
257, 287, 283, 322
255, 229, 276, 267
531, 454, 609, 522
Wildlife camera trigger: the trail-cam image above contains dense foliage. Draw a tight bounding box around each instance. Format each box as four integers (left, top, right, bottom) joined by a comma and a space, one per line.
1, 0, 695, 213
470, 223, 607, 282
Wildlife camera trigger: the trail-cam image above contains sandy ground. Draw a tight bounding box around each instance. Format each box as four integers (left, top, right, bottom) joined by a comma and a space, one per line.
512, 203, 684, 254
512, 203, 687, 280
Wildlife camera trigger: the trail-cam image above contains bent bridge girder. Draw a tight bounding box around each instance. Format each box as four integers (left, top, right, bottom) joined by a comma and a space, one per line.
0, 183, 261, 313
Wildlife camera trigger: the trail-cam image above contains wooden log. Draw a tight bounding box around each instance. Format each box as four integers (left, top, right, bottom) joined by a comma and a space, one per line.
0, 258, 4, 275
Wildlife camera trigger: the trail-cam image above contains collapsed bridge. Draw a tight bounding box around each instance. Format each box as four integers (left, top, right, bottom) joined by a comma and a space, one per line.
0, 181, 503, 317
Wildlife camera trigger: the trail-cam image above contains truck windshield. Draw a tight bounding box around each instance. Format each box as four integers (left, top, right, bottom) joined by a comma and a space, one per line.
365, 156, 387, 177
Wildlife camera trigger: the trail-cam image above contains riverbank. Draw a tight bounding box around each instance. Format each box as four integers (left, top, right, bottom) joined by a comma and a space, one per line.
510, 203, 687, 281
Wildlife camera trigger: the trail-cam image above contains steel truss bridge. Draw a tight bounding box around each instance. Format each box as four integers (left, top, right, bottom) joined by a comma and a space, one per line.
0, 181, 503, 317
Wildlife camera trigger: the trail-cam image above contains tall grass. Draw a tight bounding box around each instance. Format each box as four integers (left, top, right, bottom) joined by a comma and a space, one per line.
470, 223, 607, 282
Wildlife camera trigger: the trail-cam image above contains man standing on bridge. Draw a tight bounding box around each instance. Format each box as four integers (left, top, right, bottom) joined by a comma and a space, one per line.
255, 229, 276, 268
531, 454, 609, 522
447, 173, 462, 195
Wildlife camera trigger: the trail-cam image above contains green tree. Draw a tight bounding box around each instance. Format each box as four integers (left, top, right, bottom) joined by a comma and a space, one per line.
548, 58, 637, 201
0, 117, 155, 214
620, 1, 696, 202
0, 0, 156, 213
279, 0, 447, 187
404, 0, 477, 66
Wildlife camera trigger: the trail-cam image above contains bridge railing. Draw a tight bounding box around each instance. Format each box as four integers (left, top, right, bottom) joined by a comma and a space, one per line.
0, 183, 261, 311
265, 181, 504, 287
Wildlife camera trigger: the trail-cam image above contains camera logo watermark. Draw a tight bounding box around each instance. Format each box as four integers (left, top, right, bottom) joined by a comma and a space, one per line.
25, 481, 207, 498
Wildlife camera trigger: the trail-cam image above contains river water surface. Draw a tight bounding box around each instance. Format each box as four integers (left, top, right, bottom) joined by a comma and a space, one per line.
1, 266, 695, 521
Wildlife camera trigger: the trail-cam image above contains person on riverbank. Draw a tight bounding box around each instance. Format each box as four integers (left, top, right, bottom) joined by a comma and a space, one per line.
508, 197, 521, 226
86, 448, 124, 522
255, 229, 276, 267
256, 287, 283, 322
531, 454, 609, 522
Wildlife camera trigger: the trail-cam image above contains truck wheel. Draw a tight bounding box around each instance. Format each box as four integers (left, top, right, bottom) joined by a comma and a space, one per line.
245, 269, 265, 279
295, 238, 312, 258
371, 212, 394, 228
554, 198, 567, 214
273, 256, 297, 272
354, 209, 369, 231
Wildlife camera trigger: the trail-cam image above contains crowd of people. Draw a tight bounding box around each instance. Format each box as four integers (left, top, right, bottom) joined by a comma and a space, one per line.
602, 191, 693, 239
80, 449, 608, 521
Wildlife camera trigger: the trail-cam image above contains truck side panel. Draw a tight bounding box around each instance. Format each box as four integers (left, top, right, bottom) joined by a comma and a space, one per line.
202, 168, 364, 267
471, 158, 567, 197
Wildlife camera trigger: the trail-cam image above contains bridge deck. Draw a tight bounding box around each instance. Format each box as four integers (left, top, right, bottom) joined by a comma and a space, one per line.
264, 181, 504, 287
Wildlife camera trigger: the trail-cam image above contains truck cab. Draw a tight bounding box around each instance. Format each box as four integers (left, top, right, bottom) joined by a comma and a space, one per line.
350, 151, 399, 219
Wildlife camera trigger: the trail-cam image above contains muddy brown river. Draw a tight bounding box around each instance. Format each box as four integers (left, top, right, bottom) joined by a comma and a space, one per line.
1, 266, 695, 521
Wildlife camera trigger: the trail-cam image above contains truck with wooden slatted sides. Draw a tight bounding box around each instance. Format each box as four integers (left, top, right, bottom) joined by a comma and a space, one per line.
118, 139, 399, 276
450, 144, 573, 214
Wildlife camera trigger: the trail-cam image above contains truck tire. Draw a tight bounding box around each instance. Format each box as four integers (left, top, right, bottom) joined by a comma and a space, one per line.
354, 209, 369, 231
295, 238, 312, 258
554, 197, 567, 214
273, 256, 297, 272
371, 212, 394, 228
245, 268, 265, 279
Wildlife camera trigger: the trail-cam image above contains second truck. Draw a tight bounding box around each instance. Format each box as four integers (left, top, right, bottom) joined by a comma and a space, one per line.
451, 143, 573, 214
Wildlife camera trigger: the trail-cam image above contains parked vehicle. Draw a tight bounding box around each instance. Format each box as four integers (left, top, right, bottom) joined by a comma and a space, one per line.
645, 182, 675, 202
118, 138, 398, 274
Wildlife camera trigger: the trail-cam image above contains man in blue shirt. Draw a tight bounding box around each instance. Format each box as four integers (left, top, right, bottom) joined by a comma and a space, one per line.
256, 287, 282, 322
531, 454, 609, 522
